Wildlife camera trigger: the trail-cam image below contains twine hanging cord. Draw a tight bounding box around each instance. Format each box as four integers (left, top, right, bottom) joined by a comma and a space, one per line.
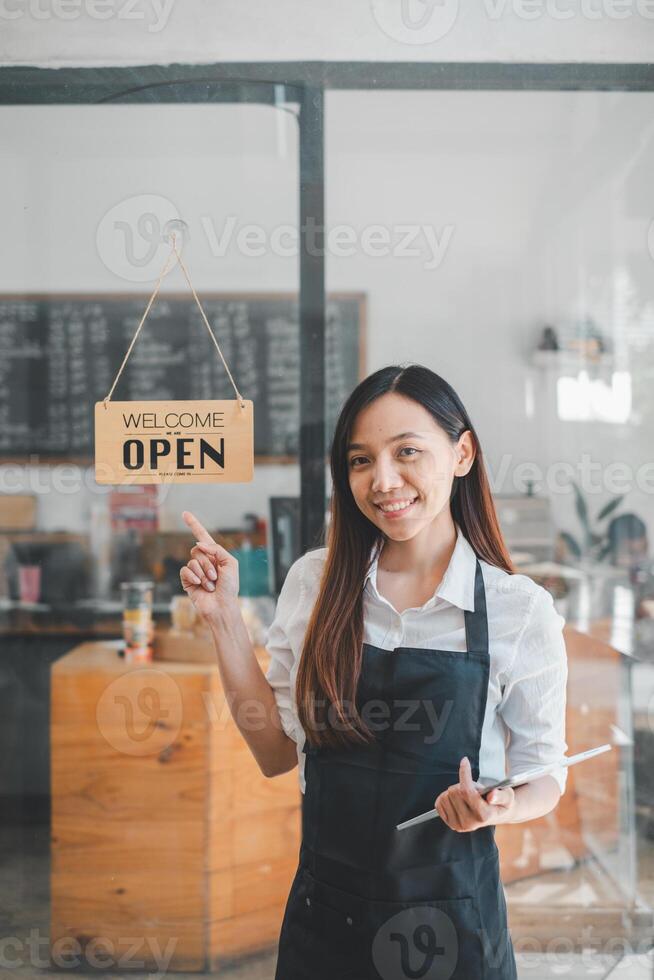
103, 235, 246, 410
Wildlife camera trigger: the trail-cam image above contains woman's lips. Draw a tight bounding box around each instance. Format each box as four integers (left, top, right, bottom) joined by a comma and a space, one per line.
375, 498, 418, 519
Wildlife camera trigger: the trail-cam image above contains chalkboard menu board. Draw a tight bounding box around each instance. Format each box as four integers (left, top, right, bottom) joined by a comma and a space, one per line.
0, 293, 365, 461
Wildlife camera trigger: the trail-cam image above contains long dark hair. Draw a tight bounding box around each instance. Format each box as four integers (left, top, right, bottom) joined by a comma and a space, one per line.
296, 364, 514, 749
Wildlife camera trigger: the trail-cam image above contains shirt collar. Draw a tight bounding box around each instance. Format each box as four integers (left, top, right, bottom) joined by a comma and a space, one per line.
364, 523, 478, 612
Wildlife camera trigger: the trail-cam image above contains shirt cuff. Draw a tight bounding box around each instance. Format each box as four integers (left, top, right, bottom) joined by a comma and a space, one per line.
543, 765, 567, 795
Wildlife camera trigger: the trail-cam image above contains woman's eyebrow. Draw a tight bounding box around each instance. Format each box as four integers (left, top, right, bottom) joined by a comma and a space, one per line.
347, 431, 426, 451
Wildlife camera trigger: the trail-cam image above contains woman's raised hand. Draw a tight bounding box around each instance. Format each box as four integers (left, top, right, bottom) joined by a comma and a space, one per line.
179, 511, 240, 623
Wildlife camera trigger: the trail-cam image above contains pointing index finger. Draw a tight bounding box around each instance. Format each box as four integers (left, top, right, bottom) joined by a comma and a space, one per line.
182, 510, 216, 545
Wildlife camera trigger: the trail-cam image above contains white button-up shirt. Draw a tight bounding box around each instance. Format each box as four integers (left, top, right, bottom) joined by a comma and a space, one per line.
265, 523, 569, 796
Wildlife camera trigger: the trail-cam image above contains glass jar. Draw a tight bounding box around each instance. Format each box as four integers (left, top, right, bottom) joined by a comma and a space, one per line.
120, 581, 154, 664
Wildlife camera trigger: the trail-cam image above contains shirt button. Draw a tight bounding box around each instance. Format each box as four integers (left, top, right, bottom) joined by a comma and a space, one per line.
306, 897, 311, 907
346, 916, 353, 925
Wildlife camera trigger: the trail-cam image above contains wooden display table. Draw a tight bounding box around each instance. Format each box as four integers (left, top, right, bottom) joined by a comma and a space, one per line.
50, 642, 300, 972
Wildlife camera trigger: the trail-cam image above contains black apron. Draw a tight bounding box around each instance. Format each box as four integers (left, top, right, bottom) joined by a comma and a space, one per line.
274, 558, 518, 980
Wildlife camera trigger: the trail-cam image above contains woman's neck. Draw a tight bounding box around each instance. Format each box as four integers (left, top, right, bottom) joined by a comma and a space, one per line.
379, 512, 458, 577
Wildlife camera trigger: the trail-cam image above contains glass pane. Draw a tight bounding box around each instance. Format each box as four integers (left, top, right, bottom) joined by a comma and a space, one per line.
0, 92, 304, 972
326, 88, 654, 971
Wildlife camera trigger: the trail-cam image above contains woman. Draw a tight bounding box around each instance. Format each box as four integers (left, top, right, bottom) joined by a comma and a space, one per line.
180, 364, 568, 980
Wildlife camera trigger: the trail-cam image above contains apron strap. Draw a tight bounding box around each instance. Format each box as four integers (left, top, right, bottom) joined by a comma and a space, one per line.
463, 559, 489, 655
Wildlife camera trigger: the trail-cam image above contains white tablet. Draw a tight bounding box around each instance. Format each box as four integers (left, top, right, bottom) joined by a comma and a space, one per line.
396, 743, 612, 831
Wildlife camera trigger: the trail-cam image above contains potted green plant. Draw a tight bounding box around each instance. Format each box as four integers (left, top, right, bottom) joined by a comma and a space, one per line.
560, 481, 626, 563
556, 482, 634, 623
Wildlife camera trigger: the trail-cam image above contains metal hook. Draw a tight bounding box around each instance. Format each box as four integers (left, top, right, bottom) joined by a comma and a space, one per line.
161, 218, 190, 256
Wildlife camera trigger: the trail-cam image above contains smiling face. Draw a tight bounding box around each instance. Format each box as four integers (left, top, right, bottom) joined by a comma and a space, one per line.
346, 392, 475, 541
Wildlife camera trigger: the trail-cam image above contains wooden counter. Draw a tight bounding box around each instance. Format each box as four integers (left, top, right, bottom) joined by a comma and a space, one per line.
50, 642, 300, 972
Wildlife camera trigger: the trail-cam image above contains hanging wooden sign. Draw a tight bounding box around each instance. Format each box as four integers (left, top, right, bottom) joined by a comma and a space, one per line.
94, 398, 253, 485
93, 229, 254, 486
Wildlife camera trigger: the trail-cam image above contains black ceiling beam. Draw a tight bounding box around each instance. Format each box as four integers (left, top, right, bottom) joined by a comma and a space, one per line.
1, 62, 653, 104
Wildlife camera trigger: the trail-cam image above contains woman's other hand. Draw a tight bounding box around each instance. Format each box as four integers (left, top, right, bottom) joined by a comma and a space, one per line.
433, 757, 515, 832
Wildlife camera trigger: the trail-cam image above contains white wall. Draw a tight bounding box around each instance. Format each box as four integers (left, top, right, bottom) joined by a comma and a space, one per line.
0, 103, 300, 534
2, 88, 654, 552
2, 0, 654, 67
325, 90, 654, 543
